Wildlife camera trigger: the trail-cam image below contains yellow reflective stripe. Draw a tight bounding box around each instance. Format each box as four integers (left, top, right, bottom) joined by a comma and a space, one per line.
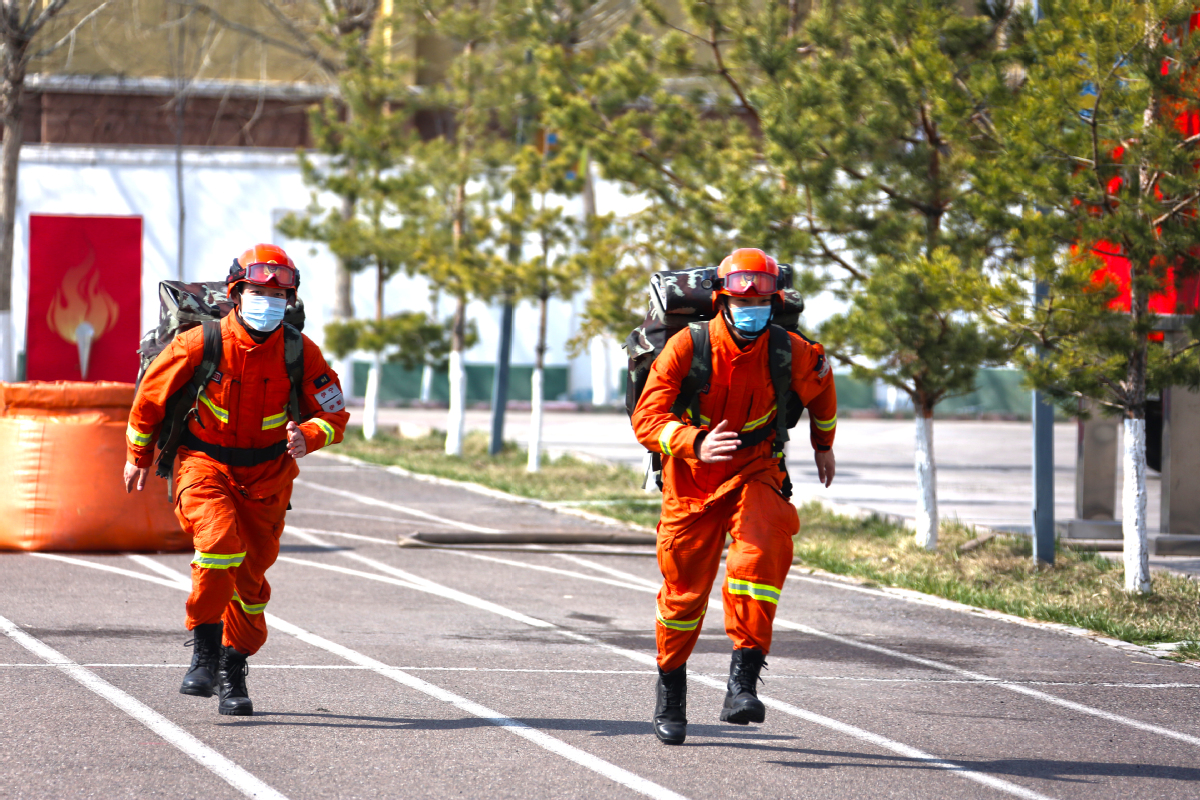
813, 414, 837, 432
262, 409, 288, 430
742, 405, 777, 433
126, 424, 152, 447
231, 592, 267, 615
191, 550, 246, 569
198, 391, 229, 424
726, 577, 782, 605
656, 607, 705, 631
313, 418, 335, 447
658, 421, 683, 457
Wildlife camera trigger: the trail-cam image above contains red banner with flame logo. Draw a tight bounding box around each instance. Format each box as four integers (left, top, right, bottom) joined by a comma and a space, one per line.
26, 214, 142, 382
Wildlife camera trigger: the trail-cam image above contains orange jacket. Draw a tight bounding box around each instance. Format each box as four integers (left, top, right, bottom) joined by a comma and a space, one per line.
632, 314, 837, 505
127, 314, 350, 498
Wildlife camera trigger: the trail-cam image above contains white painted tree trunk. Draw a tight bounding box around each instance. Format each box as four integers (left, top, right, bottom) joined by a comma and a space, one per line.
914, 413, 939, 550
363, 353, 381, 441
445, 349, 466, 456
1122, 417, 1151, 594
590, 337, 610, 406
527, 366, 544, 472
420, 363, 434, 403
0, 309, 11, 381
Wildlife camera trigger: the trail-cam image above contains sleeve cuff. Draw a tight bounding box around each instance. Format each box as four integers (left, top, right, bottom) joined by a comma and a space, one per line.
128, 448, 155, 469
301, 418, 337, 453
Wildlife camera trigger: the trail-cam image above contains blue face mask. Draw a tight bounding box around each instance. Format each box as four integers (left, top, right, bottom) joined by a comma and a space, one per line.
240, 294, 287, 332
729, 304, 772, 334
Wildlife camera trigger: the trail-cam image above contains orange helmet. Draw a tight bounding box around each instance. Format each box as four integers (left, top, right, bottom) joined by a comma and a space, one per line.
716, 248, 781, 300
227, 243, 299, 292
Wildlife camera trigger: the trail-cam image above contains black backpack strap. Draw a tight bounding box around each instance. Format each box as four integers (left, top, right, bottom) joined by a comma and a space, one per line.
767, 324, 793, 458
154, 320, 222, 479
283, 323, 306, 423
670, 321, 711, 425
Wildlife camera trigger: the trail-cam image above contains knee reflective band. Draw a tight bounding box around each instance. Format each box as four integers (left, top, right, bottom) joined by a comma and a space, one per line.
191, 550, 247, 569
656, 607, 705, 631
726, 577, 781, 605
231, 592, 267, 615
198, 391, 230, 424
313, 418, 335, 447
658, 421, 683, 457
126, 424, 152, 447
813, 414, 837, 432
261, 409, 288, 430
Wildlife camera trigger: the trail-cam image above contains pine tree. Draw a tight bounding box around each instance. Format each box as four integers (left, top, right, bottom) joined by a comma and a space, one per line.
992, 0, 1200, 593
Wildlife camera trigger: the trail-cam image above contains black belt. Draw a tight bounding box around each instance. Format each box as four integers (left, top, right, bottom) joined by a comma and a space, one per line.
182, 430, 287, 467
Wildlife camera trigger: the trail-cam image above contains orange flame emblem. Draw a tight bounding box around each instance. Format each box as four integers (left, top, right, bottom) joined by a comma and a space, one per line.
46, 252, 120, 344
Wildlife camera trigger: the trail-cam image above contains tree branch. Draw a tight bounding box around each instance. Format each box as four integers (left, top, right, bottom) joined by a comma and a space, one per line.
29, 0, 111, 60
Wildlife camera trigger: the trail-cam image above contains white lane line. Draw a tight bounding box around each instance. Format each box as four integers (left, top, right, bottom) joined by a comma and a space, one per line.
285, 526, 397, 546
554, 554, 663, 591
418, 549, 1200, 752
436, 549, 660, 594
275, 532, 1058, 800
287, 508, 462, 529
31, 552, 193, 591
35, 553, 690, 800
0, 663, 658, 674
0, 613, 288, 800
293, 480, 500, 533
128, 555, 193, 588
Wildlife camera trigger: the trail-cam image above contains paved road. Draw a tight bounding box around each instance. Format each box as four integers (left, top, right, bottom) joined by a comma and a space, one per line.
3, 453, 1199, 799
353, 407, 1158, 533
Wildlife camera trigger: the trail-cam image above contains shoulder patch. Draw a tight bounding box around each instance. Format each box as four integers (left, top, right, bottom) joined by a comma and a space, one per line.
313, 373, 332, 389
814, 354, 831, 379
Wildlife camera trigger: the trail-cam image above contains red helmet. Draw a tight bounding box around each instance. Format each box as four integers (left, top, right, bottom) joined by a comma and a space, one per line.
227, 244, 300, 292
716, 248, 782, 300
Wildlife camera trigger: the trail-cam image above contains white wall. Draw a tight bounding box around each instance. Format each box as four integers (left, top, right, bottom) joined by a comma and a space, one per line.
12, 143, 628, 397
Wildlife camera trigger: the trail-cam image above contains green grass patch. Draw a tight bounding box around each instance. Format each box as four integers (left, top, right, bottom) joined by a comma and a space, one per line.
336, 428, 663, 528
336, 429, 1200, 653
794, 502, 1200, 649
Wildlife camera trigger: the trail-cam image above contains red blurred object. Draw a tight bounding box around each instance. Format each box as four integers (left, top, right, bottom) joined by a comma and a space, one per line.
25, 215, 142, 382
1089, 241, 1200, 315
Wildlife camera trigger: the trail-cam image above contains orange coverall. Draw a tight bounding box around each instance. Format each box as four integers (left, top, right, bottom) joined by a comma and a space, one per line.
126, 314, 349, 655
632, 314, 837, 672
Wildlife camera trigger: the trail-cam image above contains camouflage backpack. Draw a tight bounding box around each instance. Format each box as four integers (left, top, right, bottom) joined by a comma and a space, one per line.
622, 265, 809, 495
136, 281, 307, 480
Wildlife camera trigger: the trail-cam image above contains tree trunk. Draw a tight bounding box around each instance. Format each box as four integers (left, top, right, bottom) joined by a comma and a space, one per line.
527, 294, 549, 472
421, 287, 438, 403
0, 51, 23, 382
914, 408, 938, 550
445, 296, 467, 456
363, 261, 385, 441
1122, 415, 1150, 593
590, 336, 610, 405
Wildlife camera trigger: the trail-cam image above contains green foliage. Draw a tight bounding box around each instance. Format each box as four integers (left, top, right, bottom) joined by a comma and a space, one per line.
993, 0, 1200, 417
322, 312, 473, 369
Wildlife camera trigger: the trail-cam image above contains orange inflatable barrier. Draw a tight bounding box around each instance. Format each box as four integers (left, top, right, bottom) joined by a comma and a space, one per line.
0, 381, 188, 552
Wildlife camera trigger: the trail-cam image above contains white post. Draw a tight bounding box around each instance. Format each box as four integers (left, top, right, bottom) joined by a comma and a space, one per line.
0, 309, 13, 382
527, 366, 544, 472
1122, 416, 1151, 593
445, 348, 466, 456
420, 363, 433, 403
363, 352, 381, 441
914, 413, 938, 550
590, 336, 610, 406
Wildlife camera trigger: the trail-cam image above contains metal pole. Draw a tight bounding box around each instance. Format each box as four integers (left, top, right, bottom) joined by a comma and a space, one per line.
1032, 280, 1055, 565
489, 296, 514, 455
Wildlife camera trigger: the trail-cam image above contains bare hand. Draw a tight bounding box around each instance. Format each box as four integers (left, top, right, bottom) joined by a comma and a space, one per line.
123, 461, 148, 493
699, 419, 741, 463
815, 450, 836, 487
286, 421, 307, 459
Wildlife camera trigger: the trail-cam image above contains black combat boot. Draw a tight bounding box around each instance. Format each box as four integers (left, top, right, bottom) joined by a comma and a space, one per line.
216, 645, 254, 716
179, 622, 223, 698
653, 663, 688, 745
719, 648, 767, 725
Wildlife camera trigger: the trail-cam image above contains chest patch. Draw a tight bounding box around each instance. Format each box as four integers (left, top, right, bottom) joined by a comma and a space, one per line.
313, 382, 345, 414
209, 371, 224, 386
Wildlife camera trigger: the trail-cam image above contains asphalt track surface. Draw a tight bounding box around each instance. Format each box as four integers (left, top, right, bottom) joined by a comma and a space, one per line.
3, 454, 1200, 799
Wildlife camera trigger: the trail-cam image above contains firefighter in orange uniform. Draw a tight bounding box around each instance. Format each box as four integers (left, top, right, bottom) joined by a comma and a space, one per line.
632, 248, 837, 744
123, 244, 349, 716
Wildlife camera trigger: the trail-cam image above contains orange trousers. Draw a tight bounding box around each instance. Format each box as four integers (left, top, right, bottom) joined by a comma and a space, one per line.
175, 464, 291, 656
655, 480, 799, 672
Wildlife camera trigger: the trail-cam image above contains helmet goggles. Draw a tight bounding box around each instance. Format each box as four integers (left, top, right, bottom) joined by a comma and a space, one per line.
721, 270, 777, 296
244, 262, 297, 288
